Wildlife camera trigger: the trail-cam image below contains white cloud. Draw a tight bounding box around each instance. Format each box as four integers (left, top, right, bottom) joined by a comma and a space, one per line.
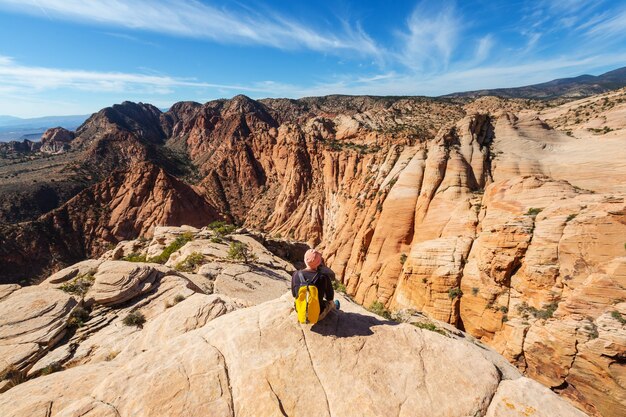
397, 2, 460, 72
584, 8, 626, 40
0, 0, 380, 56
247, 52, 626, 98
0, 55, 273, 94
474, 35, 494, 64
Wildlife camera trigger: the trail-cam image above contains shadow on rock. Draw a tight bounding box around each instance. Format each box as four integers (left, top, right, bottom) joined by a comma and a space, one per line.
311, 311, 398, 338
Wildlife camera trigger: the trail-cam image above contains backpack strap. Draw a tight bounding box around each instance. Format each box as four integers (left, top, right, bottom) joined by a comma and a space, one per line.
298, 271, 319, 285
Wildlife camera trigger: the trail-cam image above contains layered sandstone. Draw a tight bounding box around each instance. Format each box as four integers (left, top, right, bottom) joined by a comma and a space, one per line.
0, 231, 584, 417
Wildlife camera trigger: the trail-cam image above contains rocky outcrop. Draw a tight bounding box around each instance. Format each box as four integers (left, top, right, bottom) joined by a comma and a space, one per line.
39, 127, 75, 154
0, 163, 219, 283
0, 286, 78, 389
0, 232, 585, 416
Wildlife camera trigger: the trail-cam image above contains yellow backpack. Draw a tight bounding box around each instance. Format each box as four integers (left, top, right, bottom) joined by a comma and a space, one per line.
295, 271, 321, 324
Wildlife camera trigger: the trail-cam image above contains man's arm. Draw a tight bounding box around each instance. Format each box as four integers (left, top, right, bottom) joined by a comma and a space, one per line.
291, 271, 298, 297
319, 265, 336, 281
325, 273, 334, 301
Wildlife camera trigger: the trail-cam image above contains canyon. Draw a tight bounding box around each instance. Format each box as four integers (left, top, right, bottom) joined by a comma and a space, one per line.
0, 89, 625, 416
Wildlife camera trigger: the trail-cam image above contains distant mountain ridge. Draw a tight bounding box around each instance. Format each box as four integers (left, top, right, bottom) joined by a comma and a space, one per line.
0, 114, 89, 142
443, 66, 626, 99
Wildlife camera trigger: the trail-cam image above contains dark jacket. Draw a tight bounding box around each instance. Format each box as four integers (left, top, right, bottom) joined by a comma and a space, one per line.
291, 266, 334, 310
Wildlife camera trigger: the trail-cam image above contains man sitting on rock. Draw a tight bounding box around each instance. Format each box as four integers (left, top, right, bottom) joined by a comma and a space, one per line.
291, 249, 340, 323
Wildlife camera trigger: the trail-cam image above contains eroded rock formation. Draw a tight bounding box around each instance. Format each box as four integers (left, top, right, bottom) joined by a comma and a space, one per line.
0, 227, 585, 417
1, 89, 625, 415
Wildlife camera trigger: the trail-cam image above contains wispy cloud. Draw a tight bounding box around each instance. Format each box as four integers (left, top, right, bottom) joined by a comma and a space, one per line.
474, 35, 494, 64
247, 51, 626, 98
396, 2, 460, 72
0, 0, 380, 57
0, 55, 271, 94
583, 7, 626, 40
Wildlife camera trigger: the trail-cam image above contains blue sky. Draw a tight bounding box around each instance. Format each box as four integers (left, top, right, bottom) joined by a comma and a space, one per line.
0, 0, 625, 117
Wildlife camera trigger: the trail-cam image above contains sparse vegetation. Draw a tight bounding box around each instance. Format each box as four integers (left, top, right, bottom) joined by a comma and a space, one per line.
227, 241, 258, 263
175, 252, 205, 272
400, 253, 407, 264
68, 306, 90, 328
40, 362, 63, 376
149, 232, 194, 264
210, 236, 223, 243
584, 323, 599, 339
105, 350, 120, 361
332, 280, 347, 293
566, 213, 577, 222
122, 311, 146, 328
448, 287, 463, 300
122, 253, 148, 262
472, 287, 479, 296
412, 321, 446, 336
59, 273, 95, 297
207, 221, 237, 237
526, 207, 543, 216
499, 306, 509, 314
174, 294, 186, 303
324, 139, 380, 154
422, 277, 428, 284
611, 310, 626, 325
587, 126, 614, 134
1, 365, 26, 388
517, 301, 558, 319
368, 301, 392, 320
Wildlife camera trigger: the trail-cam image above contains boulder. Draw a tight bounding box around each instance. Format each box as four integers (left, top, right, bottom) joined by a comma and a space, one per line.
88, 261, 163, 306
0, 287, 77, 378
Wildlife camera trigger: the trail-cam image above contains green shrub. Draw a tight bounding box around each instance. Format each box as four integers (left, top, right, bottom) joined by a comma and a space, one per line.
499, 306, 509, 313
472, 287, 479, 296
40, 362, 63, 376
518, 301, 558, 319
422, 277, 428, 284
122, 253, 147, 262
207, 221, 237, 237
584, 323, 599, 339
400, 253, 407, 264
175, 252, 205, 272
368, 301, 392, 320
332, 280, 347, 293
68, 307, 90, 328
59, 274, 95, 297
227, 241, 258, 263
611, 310, 626, 325
412, 321, 446, 335
448, 287, 463, 300
210, 236, 223, 244
174, 294, 185, 304
122, 311, 146, 327
566, 213, 577, 222
149, 233, 194, 264
526, 207, 543, 216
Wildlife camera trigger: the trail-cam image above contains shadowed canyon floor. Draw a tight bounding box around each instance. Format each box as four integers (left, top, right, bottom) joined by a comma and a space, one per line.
0, 90, 625, 415
0, 227, 587, 417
